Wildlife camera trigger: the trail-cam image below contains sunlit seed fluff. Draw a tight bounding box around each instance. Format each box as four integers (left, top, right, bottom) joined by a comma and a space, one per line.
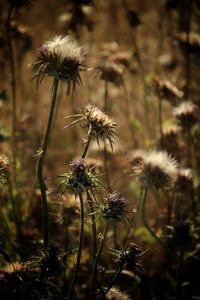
173, 101, 199, 128
106, 288, 131, 300
35, 35, 85, 92
135, 150, 178, 189
43, 35, 84, 65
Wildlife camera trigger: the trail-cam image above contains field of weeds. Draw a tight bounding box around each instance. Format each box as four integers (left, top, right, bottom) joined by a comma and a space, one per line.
0, 0, 200, 299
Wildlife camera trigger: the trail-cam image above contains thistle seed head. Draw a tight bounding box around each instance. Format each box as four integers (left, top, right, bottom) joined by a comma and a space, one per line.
173, 101, 199, 129
34, 35, 85, 93
134, 150, 178, 189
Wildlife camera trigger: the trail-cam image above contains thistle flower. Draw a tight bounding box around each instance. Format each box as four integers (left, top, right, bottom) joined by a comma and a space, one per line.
95, 60, 124, 86
173, 101, 199, 129
101, 191, 128, 221
65, 105, 117, 149
152, 77, 183, 105
161, 125, 181, 157
34, 35, 85, 93
167, 220, 194, 250
133, 150, 178, 189
106, 287, 131, 300
57, 158, 98, 195
0, 155, 10, 185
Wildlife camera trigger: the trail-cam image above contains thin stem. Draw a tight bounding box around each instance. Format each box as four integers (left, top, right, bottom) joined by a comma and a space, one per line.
82, 129, 92, 159
0, 246, 12, 263
140, 187, 171, 257
86, 191, 97, 260
36, 77, 59, 248
5, 2, 17, 185
91, 222, 110, 293
67, 192, 85, 300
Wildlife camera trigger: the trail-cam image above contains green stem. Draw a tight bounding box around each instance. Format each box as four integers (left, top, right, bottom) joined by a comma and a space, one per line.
91, 222, 110, 293
140, 187, 171, 257
36, 77, 59, 248
67, 192, 85, 300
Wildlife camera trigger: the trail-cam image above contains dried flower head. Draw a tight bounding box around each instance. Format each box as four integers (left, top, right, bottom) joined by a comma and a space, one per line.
174, 168, 193, 193
101, 191, 128, 221
173, 101, 199, 129
106, 287, 131, 300
57, 158, 98, 195
128, 149, 146, 170
133, 150, 178, 189
65, 105, 117, 149
152, 77, 183, 105
0, 155, 10, 185
95, 60, 124, 85
34, 35, 85, 93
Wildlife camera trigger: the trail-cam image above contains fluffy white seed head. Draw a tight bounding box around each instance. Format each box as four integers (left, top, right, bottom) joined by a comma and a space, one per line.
43, 35, 84, 65
135, 150, 178, 189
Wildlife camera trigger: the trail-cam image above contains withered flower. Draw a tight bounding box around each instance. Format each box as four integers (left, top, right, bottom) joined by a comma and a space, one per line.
0, 155, 10, 186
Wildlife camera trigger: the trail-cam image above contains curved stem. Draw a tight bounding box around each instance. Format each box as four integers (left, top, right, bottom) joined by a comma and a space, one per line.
140, 187, 171, 257
36, 77, 59, 248
105, 264, 124, 294
5, 2, 17, 185
67, 192, 85, 300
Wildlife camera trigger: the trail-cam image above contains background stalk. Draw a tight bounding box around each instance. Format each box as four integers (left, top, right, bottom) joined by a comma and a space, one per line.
140, 187, 171, 257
